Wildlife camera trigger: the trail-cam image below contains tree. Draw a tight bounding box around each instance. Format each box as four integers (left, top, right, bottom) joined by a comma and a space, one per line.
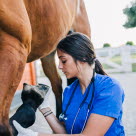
126, 41, 134, 46
103, 43, 111, 48
123, 1, 136, 28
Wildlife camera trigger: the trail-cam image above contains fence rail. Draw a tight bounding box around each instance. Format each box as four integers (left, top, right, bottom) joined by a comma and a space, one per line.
95, 46, 136, 73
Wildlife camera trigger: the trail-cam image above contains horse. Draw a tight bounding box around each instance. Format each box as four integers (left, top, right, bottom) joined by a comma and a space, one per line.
0, 0, 91, 135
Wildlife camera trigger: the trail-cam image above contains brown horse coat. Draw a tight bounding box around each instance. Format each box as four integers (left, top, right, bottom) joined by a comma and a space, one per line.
0, 0, 91, 135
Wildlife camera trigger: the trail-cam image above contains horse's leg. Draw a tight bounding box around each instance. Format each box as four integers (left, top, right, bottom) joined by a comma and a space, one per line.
67, 0, 91, 86
0, 30, 28, 135
40, 51, 62, 118
72, 0, 91, 38
0, 1, 31, 135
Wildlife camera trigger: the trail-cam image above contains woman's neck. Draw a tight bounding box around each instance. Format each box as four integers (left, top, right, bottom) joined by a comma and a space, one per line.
77, 66, 94, 94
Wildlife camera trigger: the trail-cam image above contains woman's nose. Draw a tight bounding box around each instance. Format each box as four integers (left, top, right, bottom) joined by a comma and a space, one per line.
58, 62, 63, 69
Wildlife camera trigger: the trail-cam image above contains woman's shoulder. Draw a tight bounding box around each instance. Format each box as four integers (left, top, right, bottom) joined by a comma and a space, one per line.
92, 74, 125, 119
95, 73, 121, 86
95, 74, 124, 96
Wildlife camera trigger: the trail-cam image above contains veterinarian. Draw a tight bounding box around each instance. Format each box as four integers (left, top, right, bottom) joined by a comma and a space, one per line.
13, 32, 125, 136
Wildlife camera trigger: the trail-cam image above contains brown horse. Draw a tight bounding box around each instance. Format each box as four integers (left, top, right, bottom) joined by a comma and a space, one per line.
0, 0, 91, 135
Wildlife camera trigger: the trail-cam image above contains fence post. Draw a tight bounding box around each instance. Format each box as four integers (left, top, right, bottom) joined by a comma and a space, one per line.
121, 46, 132, 72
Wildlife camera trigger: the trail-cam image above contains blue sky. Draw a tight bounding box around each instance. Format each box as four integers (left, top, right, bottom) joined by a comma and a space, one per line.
84, 0, 136, 48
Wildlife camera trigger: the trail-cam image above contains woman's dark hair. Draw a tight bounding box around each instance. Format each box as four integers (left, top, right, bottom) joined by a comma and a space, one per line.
57, 32, 107, 75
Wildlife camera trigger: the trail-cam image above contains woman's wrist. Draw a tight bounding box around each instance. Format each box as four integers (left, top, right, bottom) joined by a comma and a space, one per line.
44, 111, 53, 118
40, 107, 53, 118
40, 107, 50, 113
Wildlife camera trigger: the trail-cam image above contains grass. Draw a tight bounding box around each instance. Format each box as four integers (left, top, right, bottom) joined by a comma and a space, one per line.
131, 53, 136, 72
102, 64, 114, 69
110, 55, 121, 65
132, 53, 136, 59
132, 63, 136, 72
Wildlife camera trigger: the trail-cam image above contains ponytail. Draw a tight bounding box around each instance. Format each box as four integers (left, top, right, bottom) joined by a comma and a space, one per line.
95, 59, 108, 75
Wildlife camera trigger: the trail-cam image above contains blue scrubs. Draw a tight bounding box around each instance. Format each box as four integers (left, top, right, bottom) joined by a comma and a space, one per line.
61, 74, 125, 135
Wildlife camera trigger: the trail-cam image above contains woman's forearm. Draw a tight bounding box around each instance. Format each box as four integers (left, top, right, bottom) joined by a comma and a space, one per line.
38, 134, 85, 136
40, 107, 66, 134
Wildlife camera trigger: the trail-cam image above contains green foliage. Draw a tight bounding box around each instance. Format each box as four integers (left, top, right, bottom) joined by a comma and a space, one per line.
126, 41, 134, 46
123, 1, 136, 28
103, 43, 111, 48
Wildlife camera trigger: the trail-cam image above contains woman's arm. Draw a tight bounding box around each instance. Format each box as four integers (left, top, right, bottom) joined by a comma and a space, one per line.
39, 134, 84, 136
13, 120, 84, 136
40, 107, 66, 134
39, 113, 114, 136
39, 112, 114, 136
40, 105, 114, 136
13, 113, 114, 136
82, 113, 114, 136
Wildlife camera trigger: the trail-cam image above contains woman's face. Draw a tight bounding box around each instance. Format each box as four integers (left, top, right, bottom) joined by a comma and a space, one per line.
57, 49, 79, 79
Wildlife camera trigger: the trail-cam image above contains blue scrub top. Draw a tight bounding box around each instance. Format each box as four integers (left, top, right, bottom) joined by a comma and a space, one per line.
61, 74, 125, 135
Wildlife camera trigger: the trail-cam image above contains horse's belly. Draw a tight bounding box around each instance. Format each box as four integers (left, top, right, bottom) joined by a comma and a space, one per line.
24, 0, 77, 62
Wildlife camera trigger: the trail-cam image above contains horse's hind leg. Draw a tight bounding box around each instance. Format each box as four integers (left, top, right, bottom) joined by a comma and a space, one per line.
72, 0, 91, 37
40, 51, 62, 118
0, 30, 28, 135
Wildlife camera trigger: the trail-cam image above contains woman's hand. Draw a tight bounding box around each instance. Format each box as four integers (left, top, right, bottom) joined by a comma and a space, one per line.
13, 120, 38, 136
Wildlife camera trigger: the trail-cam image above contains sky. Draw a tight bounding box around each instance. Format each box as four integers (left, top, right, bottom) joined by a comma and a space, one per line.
84, 0, 136, 48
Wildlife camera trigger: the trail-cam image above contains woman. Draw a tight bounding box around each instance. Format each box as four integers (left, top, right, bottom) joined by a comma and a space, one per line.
13, 32, 125, 136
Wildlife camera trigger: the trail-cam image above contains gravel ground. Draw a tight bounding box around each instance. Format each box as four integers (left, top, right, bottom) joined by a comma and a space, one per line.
111, 73, 136, 136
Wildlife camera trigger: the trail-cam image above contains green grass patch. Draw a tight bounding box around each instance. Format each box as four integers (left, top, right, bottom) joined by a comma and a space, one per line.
110, 55, 121, 65
132, 63, 136, 72
102, 64, 114, 69
131, 53, 136, 59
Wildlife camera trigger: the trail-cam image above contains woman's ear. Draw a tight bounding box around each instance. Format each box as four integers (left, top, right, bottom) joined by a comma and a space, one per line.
92, 63, 95, 69
78, 60, 85, 65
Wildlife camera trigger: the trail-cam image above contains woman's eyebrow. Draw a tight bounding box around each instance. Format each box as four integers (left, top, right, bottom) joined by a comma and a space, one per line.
59, 56, 66, 59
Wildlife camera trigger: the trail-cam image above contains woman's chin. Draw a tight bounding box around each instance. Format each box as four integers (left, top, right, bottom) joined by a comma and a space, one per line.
66, 76, 70, 79
66, 75, 75, 79
65, 74, 70, 79
64, 73, 75, 79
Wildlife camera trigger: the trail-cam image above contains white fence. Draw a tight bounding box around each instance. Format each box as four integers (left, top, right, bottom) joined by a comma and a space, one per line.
35, 46, 136, 76
95, 46, 136, 73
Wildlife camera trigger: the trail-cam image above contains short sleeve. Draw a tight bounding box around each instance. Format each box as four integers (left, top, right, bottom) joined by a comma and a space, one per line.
91, 81, 124, 119
62, 87, 69, 112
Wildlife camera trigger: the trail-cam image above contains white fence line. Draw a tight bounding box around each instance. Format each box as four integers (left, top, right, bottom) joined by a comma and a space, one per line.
95, 46, 136, 73
35, 46, 136, 76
